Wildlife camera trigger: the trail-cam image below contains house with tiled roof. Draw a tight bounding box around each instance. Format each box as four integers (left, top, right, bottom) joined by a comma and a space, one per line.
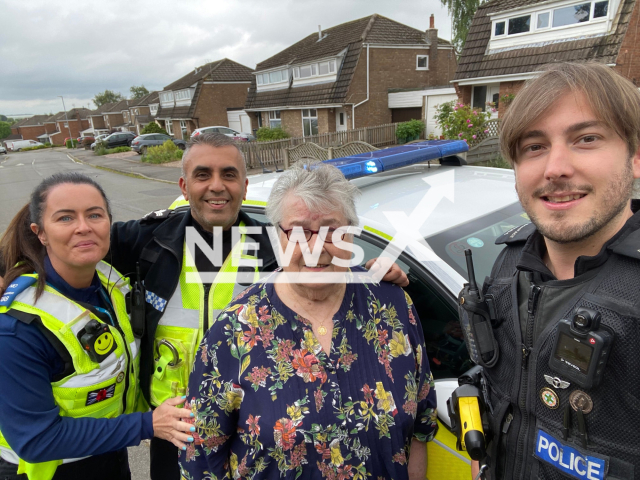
49, 108, 92, 145
155, 58, 254, 140
128, 91, 159, 135
453, 0, 638, 116
244, 14, 457, 137
9, 115, 56, 142
87, 102, 118, 135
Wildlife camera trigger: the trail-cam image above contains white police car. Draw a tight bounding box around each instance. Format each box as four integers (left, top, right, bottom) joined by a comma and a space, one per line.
172, 141, 529, 479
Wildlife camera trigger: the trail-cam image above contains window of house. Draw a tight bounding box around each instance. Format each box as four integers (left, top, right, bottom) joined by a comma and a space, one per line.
299, 65, 312, 78
180, 120, 188, 138
495, 21, 506, 35
594, 1, 608, 17
319, 62, 330, 75
175, 90, 192, 101
339, 112, 345, 126
150, 105, 158, 115
269, 111, 281, 128
508, 15, 531, 34
537, 12, 550, 28
160, 92, 174, 104
416, 55, 429, 70
553, 2, 590, 27
166, 120, 173, 136
302, 109, 318, 136
472, 86, 487, 110
257, 113, 263, 128
257, 69, 289, 86
292, 60, 337, 80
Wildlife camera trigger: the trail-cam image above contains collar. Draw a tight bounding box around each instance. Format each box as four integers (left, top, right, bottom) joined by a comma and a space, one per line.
517, 200, 640, 280
44, 256, 103, 306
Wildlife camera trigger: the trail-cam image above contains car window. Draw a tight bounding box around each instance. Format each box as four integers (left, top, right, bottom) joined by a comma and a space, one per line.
205, 128, 219, 134
426, 202, 528, 283
241, 206, 469, 381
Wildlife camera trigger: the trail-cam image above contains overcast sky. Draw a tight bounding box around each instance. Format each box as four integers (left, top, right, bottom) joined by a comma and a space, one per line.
0, 0, 452, 117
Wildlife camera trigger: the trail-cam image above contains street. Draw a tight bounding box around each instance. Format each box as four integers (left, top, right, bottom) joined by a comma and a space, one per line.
0, 148, 183, 480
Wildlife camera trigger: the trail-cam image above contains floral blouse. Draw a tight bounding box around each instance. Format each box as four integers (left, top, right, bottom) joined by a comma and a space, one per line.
179, 271, 437, 480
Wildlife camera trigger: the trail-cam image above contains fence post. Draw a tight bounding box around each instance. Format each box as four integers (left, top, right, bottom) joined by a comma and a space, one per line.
327, 146, 333, 160
283, 148, 289, 169
363, 127, 368, 144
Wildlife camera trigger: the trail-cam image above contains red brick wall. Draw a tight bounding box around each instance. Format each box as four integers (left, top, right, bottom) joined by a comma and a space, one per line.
317, 108, 332, 134
346, 45, 458, 129
614, 0, 640, 86
16, 125, 47, 141
45, 123, 57, 134
193, 83, 251, 129
91, 116, 106, 129
498, 81, 525, 117
281, 110, 303, 137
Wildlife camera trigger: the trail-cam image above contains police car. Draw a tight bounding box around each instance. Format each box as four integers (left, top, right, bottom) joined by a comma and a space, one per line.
174, 141, 529, 479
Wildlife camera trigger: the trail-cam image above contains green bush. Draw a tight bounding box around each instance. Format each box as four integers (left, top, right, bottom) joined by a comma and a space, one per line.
256, 126, 290, 142
141, 122, 169, 136
21, 145, 50, 151
94, 145, 131, 156
142, 140, 183, 164
396, 119, 425, 142
434, 101, 493, 144
66, 139, 79, 148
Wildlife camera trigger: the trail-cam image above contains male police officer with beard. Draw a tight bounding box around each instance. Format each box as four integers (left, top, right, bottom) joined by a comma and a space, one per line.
467, 62, 640, 480
106, 133, 408, 479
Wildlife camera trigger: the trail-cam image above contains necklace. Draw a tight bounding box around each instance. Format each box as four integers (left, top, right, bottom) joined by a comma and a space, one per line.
288, 285, 345, 337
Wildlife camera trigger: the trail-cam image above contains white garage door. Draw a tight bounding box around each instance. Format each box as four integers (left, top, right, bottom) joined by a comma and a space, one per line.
425, 93, 459, 137
227, 110, 252, 134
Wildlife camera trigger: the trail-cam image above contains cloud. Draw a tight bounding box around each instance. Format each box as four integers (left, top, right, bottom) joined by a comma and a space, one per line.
0, 0, 452, 115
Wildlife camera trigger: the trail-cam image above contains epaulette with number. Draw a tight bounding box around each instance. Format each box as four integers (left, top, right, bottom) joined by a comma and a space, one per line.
495, 222, 536, 245
140, 208, 176, 224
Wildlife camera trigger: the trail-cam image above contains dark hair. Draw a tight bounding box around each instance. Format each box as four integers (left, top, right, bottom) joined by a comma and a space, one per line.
0, 172, 112, 300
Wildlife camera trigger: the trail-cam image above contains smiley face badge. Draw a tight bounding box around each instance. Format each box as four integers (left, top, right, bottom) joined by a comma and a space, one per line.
78, 319, 118, 363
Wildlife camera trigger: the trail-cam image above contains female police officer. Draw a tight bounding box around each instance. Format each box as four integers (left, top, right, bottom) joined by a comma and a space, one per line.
0, 173, 193, 480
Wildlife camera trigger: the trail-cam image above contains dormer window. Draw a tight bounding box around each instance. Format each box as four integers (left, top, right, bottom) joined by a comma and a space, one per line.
492, 0, 609, 38
256, 69, 289, 86
293, 60, 337, 79
508, 15, 531, 35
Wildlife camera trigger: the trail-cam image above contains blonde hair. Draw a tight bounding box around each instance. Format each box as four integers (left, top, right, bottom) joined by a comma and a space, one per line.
500, 62, 640, 164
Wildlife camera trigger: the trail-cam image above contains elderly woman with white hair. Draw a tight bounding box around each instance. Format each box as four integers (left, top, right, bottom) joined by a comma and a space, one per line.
179, 164, 437, 479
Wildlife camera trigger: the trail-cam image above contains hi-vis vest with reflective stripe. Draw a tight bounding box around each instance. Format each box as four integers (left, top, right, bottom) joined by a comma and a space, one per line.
150, 224, 259, 407
0, 262, 143, 480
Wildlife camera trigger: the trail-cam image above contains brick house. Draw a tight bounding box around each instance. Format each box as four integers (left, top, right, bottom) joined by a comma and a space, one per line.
155, 58, 254, 140
128, 91, 159, 135
244, 14, 457, 137
88, 102, 117, 135
49, 108, 92, 145
100, 100, 131, 133
10, 115, 51, 142
454, 0, 638, 117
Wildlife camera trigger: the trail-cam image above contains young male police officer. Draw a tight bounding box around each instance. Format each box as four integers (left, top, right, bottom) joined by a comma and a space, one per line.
470, 62, 640, 480
108, 133, 408, 479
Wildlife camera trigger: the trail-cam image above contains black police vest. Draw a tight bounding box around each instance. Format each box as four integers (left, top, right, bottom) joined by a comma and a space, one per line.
482, 242, 640, 480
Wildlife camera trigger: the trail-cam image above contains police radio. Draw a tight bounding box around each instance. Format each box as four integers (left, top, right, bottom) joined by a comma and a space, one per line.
458, 249, 499, 368
549, 307, 613, 389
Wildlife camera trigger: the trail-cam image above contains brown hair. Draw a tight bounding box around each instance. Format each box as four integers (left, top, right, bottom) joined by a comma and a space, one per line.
500, 62, 640, 164
0, 173, 112, 300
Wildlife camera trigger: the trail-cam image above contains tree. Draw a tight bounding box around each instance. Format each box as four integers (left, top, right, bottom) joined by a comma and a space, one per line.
130, 85, 150, 99
0, 115, 7, 121
93, 90, 124, 108
441, 0, 487, 53
0, 121, 12, 140
141, 122, 168, 136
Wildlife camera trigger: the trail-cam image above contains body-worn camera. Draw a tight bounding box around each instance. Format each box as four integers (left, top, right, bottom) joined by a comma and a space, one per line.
78, 319, 118, 363
548, 307, 613, 389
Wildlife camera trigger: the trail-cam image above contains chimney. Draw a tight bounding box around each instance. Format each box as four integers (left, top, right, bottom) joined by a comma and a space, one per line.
426, 14, 438, 66
318, 25, 322, 40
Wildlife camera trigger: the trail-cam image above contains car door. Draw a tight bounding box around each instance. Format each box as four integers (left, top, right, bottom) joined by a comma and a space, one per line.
240, 204, 472, 480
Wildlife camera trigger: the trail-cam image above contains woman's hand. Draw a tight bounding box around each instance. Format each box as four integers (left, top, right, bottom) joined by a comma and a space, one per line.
152, 396, 195, 450
365, 257, 410, 287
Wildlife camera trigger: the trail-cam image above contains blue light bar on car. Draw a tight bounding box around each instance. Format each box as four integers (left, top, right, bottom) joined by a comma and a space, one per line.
316, 140, 468, 180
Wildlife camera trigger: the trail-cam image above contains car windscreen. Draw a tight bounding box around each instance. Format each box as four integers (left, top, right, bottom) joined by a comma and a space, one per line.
425, 202, 530, 283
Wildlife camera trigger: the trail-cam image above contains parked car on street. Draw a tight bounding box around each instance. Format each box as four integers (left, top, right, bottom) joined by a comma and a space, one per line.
91, 134, 110, 150
130, 134, 187, 155
167, 141, 525, 480
0, 145, 7, 154
9, 140, 44, 151
100, 132, 137, 149
190, 126, 255, 142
